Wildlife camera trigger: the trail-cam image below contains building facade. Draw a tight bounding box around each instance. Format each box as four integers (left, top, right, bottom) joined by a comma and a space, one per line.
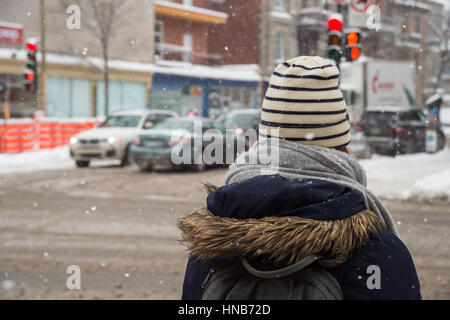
0, 0, 155, 119
151, 0, 260, 117
294, 0, 447, 108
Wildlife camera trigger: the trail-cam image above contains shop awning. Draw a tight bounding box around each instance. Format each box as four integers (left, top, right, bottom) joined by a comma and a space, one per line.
154, 0, 228, 24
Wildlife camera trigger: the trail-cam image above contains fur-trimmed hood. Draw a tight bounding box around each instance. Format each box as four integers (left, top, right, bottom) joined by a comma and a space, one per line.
178, 175, 382, 265
179, 207, 381, 265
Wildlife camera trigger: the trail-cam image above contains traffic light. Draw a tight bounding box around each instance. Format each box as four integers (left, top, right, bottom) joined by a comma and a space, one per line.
327, 15, 343, 66
24, 41, 37, 92
345, 30, 361, 61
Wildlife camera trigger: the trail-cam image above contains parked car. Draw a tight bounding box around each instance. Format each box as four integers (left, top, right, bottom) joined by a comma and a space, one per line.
216, 108, 261, 132
357, 107, 445, 156
215, 108, 261, 149
129, 117, 243, 172
69, 109, 178, 167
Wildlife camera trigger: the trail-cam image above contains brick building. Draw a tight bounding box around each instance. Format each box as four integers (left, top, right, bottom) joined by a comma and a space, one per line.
154, 0, 228, 65
151, 0, 260, 117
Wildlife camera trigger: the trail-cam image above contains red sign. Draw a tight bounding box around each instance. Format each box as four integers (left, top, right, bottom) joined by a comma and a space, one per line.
351, 0, 374, 13
0, 23, 23, 44
371, 75, 395, 94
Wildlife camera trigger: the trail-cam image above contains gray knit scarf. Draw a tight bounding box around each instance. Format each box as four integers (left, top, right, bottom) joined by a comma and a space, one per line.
225, 138, 399, 236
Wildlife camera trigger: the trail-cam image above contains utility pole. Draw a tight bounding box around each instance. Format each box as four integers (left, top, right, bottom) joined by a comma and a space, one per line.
38, 0, 46, 112
417, 16, 425, 109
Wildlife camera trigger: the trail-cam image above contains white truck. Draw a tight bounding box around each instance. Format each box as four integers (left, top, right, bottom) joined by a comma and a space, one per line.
339, 58, 416, 123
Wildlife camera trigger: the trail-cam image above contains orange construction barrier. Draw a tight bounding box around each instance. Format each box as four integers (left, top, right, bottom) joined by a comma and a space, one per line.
0, 117, 101, 154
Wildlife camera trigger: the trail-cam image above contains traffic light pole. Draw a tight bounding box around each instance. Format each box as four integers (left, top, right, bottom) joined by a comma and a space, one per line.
38, 0, 46, 112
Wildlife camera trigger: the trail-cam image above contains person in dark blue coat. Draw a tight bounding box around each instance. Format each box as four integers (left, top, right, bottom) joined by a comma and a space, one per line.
179, 175, 421, 300
178, 56, 421, 300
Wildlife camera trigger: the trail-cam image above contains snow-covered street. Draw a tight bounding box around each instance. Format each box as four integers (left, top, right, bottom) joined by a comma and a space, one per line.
2, 145, 450, 202
0, 148, 449, 299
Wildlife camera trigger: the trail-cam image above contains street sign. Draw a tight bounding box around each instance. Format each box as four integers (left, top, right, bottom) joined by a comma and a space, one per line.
0, 21, 23, 44
350, 0, 374, 13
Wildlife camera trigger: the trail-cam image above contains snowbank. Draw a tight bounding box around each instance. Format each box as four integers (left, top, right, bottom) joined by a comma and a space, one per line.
0, 147, 74, 174
360, 149, 450, 202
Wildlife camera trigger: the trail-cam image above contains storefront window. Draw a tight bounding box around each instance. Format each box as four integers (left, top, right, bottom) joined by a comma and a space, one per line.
210, 86, 256, 116
96, 80, 146, 117
47, 76, 90, 118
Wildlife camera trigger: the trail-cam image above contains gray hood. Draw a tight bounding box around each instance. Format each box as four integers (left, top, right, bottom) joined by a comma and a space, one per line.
225, 138, 399, 236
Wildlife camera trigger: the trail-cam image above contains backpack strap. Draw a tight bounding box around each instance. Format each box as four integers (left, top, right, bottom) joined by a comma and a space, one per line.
241, 255, 322, 279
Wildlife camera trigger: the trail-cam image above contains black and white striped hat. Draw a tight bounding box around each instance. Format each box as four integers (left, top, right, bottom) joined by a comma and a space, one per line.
259, 56, 351, 149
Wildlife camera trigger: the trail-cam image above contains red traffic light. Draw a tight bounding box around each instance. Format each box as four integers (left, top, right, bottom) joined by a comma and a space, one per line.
328, 18, 343, 32
27, 42, 37, 52
26, 71, 35, 82
350, 47, 360, 60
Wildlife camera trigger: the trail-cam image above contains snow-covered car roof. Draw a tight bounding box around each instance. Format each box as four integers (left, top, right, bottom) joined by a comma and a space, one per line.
226, 108, 261, 115
365, 106, 416, 113
111, 109, 178, 117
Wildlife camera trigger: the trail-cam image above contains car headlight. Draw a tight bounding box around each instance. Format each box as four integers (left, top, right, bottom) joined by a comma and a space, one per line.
107, 137, 121, 144
70, 137, 78, 144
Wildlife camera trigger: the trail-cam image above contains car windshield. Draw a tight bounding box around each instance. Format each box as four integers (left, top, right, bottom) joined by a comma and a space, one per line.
100, 115, 141, 128
151, 119, 195, 132
362, 112, 397, 123
223, 113, 259, 128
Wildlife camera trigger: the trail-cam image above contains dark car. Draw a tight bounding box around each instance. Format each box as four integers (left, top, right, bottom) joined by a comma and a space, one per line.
129, 117, 245, 172
215, 108, 261, 149
357, 107, 445, 156
216, 108, 261, 132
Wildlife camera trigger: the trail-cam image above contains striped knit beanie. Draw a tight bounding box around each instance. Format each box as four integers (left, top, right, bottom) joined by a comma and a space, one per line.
259, 56, 351, 149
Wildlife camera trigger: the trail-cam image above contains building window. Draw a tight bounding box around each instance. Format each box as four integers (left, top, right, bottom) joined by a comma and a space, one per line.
155, 20, 164, 59
183, 34, 193, 63
290, 36, 296, 58
47, 77, 91, 118
274, 0, 284, 10
290, 0, 296, 13
96, 81, 146, 117
415, 16, 421, 34
276, 32, 286, 62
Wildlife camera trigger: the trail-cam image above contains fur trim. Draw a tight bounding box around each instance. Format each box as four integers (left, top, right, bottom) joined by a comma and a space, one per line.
178, 208, 382, 265
202, 182, 218, 194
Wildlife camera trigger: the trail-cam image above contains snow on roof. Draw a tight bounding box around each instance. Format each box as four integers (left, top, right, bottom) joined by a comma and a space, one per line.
270, 10, 294, 21
394, 0, 432, 11
0, 48, 261, 82
0, 21, 24, 29
152, 60, 261, 82
154, 0, 228, 19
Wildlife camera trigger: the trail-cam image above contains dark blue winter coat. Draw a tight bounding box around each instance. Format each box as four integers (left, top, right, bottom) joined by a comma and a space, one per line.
180, 174, 421, 300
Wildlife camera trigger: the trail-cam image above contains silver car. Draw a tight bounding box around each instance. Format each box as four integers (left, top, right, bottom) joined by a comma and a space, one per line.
69, 109, 178, 167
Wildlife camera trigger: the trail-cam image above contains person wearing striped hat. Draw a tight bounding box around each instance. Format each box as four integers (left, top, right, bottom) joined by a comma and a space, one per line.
259, 55, 351, 150
179, 56, 421, 300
